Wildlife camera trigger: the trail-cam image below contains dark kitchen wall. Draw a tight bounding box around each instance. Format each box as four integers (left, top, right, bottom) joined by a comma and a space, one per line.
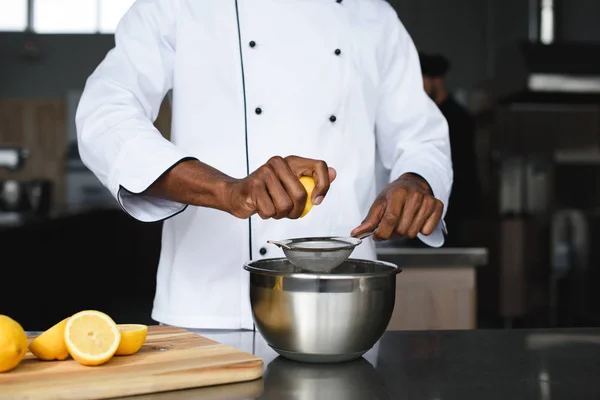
390, 0, 530, 91
559, 0, 600, 42
0, 33, 115, 98
0, 0, 526, 100
0, 0, 595, 100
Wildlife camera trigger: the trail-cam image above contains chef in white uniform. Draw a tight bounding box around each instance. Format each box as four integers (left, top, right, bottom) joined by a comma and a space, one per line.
76, 0, 453, 334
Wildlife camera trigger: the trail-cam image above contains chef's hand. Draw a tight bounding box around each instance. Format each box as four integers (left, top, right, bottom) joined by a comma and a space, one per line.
224, 156, 336, 220
351, 173, 443, 240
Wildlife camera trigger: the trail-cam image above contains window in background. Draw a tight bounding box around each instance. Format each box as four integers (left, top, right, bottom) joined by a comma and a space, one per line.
0, 0, 28, 32
33, 0, 97, 33
99, 0, 135, 33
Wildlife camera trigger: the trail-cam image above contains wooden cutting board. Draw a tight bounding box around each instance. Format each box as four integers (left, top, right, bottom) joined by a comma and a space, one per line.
0, 326, 264, 400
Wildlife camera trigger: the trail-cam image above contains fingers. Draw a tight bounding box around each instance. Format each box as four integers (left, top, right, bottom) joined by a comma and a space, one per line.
245, 155, 336, 220
406, 196, 434, 238
309, 160, 331, 205
251, 162, 292, 219
421, 199, 444, 236
396, 191, 424, 238
355, 184, 443, 242
351, 198, 385, 237
373, 193, 404, 240
328, 167, 337, 184
266, 156, 306, 219
264, 179, 293, 220
285, 156, 334, 205
250, 180, 276, 219
397, 195, 443, 238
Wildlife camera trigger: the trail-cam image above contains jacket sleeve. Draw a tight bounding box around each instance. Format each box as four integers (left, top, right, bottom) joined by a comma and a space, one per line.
374, 5, 453, 247
75, 0, 195, 222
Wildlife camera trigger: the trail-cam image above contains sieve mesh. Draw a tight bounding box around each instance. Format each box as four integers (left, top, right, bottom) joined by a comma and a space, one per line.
268, 237, 363, 273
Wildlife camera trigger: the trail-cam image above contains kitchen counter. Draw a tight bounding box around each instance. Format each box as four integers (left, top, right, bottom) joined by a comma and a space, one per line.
376, 246, 489, 267
375, 245, 488, 330
119, 327, 600, 400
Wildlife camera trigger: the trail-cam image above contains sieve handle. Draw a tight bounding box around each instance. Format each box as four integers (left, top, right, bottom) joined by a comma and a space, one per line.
267, 240, 293, 250
353, 230, 375, 240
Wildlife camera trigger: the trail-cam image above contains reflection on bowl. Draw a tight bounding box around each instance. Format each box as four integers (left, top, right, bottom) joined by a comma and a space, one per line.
258, 356, 389, 400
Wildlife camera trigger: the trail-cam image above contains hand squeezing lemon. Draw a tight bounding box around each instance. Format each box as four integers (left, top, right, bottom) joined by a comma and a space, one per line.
299, 176, 316, 218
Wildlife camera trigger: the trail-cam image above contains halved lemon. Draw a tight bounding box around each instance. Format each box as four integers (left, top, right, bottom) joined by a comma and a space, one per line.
29, 317, 70, 361
64, 310, 120, 366
299, 176, 316, 218
115, 324, 147, 356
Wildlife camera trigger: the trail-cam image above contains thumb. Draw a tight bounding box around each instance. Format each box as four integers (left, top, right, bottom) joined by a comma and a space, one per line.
328, 167, 337, 183
351, 199, 384, 237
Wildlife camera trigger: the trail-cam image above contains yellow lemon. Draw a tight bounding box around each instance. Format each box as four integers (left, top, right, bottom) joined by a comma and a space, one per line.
0, 315, 28, 373
29, 317, 70, 361
64, 310, 120, 366
299, 176, 316, 218
115, 324, 148, 356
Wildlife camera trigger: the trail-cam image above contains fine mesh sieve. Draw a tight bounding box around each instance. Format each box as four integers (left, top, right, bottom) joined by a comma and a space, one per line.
267, 231, 374, 273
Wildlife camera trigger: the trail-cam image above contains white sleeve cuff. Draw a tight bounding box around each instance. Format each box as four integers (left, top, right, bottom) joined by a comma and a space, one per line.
108, 131, 196, 222
390, 163, 450, 248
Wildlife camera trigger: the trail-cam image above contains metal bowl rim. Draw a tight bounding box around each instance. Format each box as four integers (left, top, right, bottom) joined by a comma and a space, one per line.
244, 257, 402, 279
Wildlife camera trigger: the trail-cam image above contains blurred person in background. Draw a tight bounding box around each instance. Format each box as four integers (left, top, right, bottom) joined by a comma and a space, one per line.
420, 52, 482, 242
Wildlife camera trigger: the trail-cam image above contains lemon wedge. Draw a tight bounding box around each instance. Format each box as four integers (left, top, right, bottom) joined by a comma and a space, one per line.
115, 324, 148, 356
29, 317, 70, 361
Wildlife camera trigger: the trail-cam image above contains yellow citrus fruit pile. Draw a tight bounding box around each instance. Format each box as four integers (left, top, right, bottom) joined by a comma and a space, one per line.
0, 311, 148, 372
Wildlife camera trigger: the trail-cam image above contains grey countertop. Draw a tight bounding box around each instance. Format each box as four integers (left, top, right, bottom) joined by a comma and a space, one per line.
376, 246, 489, 267
119, 328, 600, 400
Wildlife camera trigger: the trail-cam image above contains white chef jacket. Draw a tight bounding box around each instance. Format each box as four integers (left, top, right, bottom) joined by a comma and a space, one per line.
76, 0, 453, 330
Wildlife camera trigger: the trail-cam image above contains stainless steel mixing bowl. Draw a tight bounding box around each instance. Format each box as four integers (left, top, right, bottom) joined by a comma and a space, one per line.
244, 258, 402, 363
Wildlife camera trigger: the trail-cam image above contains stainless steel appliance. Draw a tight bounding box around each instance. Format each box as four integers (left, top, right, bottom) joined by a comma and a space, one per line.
0, 147, 28, 171
550, 209, 591, 326
486, 37, 600, 327
0, 180, 27, 212
496, 153, 554, 216
0, 147, 29, 227
244, 258, 401, 363
0, 146, 53, 226
27, 179, 53, 216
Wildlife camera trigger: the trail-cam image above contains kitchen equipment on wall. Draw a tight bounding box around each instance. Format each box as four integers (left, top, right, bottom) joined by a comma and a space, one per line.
550, 209, 590, 326
0, 180, 28, 212
496, 153, 553, 216
495, 42, 600, 101
244, 258, 401, 363
0, 146, 29, 171
27, 179, 53, 217
0, 179, 54, 226
0, 146, 30, 227
0, 146, 54, 223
